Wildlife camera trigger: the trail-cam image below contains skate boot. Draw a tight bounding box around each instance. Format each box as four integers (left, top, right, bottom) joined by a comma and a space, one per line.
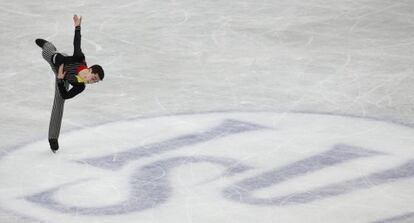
48, 138, 59, 153
35, 39, 47, 48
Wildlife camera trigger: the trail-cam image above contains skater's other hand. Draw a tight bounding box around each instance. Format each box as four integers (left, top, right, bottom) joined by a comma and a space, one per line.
73, 14, 82, 27
58, 64, 66, 79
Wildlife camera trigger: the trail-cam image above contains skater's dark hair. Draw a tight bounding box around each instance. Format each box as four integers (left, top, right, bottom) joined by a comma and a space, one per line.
90, 64, 104, 80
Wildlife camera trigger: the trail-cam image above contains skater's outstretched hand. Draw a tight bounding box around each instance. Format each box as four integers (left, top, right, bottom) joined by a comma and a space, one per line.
73, 14, 82, 27
57, 64, 66, 79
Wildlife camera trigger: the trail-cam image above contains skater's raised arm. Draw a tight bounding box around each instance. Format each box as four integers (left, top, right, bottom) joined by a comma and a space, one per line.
73, 15, 84, 58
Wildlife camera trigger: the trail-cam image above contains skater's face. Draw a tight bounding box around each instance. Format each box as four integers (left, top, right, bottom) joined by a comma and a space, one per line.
84, 69, 101, 84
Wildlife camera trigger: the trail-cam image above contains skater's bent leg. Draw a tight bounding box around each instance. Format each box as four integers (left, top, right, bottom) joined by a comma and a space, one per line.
41, 41, 58, 73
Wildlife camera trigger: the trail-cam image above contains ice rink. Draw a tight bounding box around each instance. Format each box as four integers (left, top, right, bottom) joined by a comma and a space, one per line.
1, 0, 414, 222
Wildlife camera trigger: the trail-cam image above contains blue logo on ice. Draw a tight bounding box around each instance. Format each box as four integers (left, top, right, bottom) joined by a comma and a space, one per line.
1, 112, 413, 223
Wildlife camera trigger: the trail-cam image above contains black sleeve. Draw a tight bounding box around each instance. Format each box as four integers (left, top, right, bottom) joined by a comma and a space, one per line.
57, 79, 85, 99
53, 53, 65, 67
73, 26, 84, 58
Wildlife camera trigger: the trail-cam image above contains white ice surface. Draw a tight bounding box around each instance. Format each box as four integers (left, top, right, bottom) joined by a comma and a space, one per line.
0, 0, 414, 223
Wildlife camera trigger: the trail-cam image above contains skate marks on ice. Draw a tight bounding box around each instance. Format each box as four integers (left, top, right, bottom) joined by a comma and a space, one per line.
371, 211, 414, 223
26, 155, 252, 215
0, 112, 413, 223
78, 119, 268, 170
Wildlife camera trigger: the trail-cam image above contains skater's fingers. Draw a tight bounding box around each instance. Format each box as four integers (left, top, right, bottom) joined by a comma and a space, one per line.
73, 15, 82, 26
58, 64, 64, 73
